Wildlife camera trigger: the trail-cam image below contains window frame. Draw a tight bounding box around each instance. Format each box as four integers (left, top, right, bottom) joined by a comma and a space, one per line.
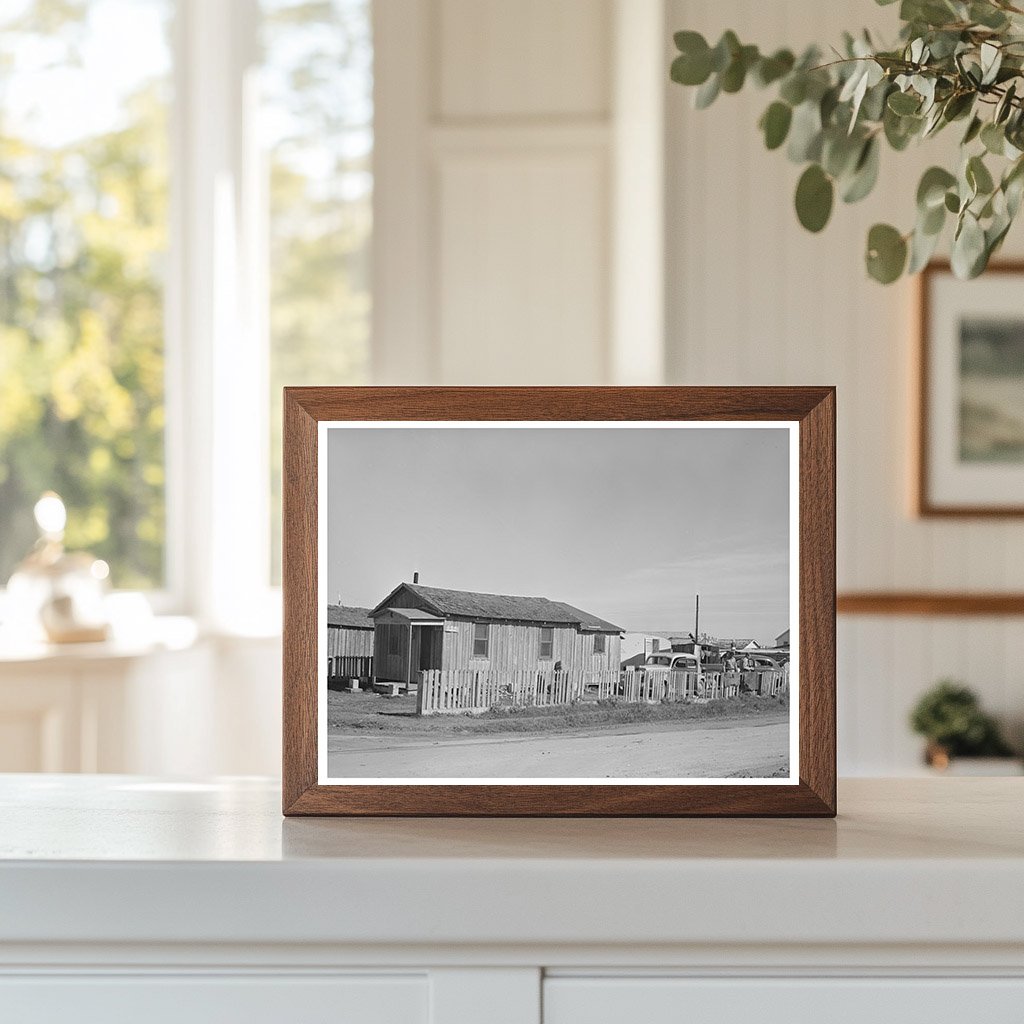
593, 632, 606, 655
539, 625, 554, 660
472, 622, 490, 659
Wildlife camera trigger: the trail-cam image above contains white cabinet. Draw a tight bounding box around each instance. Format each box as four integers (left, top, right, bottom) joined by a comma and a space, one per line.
2, 777, 1023, 1024
544, 977, 1024, 1024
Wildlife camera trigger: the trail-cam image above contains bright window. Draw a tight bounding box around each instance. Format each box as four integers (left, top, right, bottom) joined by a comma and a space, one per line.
0, 0, 172, 589
262, 0, 372, 581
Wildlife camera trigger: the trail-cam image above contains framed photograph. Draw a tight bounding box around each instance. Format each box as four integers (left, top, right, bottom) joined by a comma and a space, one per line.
918, 261, 1024, 516
283, 387, 836, 816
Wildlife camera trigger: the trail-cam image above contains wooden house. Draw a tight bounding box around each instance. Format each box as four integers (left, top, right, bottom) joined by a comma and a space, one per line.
369, 582, 622, 688
326, 605, 374, 679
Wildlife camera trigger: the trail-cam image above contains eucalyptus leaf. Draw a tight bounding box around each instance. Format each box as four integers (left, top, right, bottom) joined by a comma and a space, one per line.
888, 90, 921, 115
866, 223, 908, 283
760, 101, 793, 150
908, 222, 942, 273
981, 121, 1006, 155
842, 137, 881, 203
694, 73, 721, 109
967, 154, 995, 195
951, 212, 987, 278
787, 101, 823, 162
917, 166, 957, 210
795, 164, 834, 232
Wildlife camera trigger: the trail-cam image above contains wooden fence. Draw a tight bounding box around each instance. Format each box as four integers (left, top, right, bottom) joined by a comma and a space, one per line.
417, 665, 787, 715
328, 655, 373, 680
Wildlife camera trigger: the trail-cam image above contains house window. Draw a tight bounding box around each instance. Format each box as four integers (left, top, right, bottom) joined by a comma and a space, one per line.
594, 633, 606, 655
539, 626, 553, 659
472, 622, 489, 658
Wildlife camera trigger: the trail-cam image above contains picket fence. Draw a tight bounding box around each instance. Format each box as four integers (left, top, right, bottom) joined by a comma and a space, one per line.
416, 665, 787, 715
328, 655, 373, 681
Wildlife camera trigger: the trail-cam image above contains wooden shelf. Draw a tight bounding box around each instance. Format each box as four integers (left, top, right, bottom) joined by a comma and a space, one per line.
838, 592, 1024, 616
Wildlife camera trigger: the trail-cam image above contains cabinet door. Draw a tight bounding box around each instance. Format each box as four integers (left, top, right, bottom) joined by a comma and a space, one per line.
545, 977, 1024, 1024
0, 974, 428, 1024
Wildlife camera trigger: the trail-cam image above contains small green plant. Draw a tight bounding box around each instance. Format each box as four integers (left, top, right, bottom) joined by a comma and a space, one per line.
909, 680, 1014, 756
670, 0, 1024, 283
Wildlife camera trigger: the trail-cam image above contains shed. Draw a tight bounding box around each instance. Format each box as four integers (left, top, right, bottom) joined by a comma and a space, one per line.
326, 605, 375, 679
369, 582, 622, 688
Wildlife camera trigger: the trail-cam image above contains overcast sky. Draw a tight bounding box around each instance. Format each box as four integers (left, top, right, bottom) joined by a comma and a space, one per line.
326, 426, 791, 641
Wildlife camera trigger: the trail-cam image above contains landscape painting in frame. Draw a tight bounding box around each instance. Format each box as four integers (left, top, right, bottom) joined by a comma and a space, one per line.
920, 262, 1024, 515
318, 421, 798, 786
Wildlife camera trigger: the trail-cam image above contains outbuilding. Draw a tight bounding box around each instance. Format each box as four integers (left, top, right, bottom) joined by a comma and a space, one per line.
326, 605, 375, 680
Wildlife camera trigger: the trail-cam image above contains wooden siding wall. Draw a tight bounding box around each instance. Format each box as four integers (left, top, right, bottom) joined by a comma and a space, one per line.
442, 619, 620, 674
326, 626, 374, 660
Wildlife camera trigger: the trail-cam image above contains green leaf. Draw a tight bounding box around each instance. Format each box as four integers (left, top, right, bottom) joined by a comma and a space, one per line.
969, 2, 1009, 29
779, 74, 807, 106
721, 44, 759, 93
795, 164, 834, 233
787, 101, 823, 162
866, 223, 908, 284
671, 32, 713, 86
822, 129, 863, 178
944, 190, 961, 213
967, 155, 995, 196
888, 91, 921, 116
996, 83, 1017, 125
760, 101, 793, 150
951, 212, 987, 278
908, 221, 942, 273
754, 49, 795, 87
694, 74, 721, 109
962, 115, 983, 145
981, 122, 1005, 155
710, 31, 740, 73
842, 137, 880, 203
917, 166, 957, 210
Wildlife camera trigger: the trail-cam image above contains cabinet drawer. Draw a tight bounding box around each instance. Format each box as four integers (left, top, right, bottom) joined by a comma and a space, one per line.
544, 977, 1024, 1024
0, 974, 428, 1024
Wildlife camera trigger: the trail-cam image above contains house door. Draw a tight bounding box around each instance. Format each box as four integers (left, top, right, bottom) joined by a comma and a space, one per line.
418, 627, 442, 671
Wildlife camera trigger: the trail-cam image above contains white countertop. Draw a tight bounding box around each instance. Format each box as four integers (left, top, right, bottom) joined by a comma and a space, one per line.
1, 776, 1022, 951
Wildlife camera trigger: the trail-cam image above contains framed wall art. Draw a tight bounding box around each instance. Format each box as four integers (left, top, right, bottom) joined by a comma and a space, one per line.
282, 387, 836, 816
918, 261, 1024, 517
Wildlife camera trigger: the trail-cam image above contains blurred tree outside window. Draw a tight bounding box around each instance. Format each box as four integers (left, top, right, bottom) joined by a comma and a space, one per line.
0, 0, 172, 589
262, 0, 372, 582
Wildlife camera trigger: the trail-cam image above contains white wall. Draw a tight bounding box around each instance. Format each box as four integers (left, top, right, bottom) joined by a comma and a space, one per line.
665, 0, 1024, 772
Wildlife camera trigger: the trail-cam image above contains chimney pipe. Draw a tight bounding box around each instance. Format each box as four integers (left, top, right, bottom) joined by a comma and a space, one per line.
413, 571, 420, 584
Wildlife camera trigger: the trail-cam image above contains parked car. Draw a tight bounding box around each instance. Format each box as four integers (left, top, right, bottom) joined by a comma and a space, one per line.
642, 652, 699, 671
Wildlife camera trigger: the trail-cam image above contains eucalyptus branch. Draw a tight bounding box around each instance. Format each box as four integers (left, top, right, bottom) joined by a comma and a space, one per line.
670, 0, 1024, 283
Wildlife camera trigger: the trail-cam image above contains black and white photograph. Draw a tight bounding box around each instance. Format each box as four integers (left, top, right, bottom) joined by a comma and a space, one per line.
319, 422, 797, 785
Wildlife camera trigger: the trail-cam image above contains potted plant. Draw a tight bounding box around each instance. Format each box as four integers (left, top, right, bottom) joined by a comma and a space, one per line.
670, 0, 1024, 283
909, 680, 1019, 772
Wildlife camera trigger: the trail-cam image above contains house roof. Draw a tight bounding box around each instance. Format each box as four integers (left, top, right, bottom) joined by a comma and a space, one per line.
371, 582, 622, 633
326, 605, 375, 630
379, 607, 444, 625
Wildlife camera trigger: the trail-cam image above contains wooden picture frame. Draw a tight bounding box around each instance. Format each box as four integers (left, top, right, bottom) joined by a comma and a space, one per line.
283, 387, 836, 817
917, 260, 1024, 517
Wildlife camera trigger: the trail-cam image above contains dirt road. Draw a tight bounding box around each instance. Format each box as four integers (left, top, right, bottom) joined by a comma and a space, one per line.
327, 716, 789, 779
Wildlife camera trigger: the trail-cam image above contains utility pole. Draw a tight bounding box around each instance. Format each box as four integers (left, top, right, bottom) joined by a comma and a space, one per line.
693, 594, 702, 692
